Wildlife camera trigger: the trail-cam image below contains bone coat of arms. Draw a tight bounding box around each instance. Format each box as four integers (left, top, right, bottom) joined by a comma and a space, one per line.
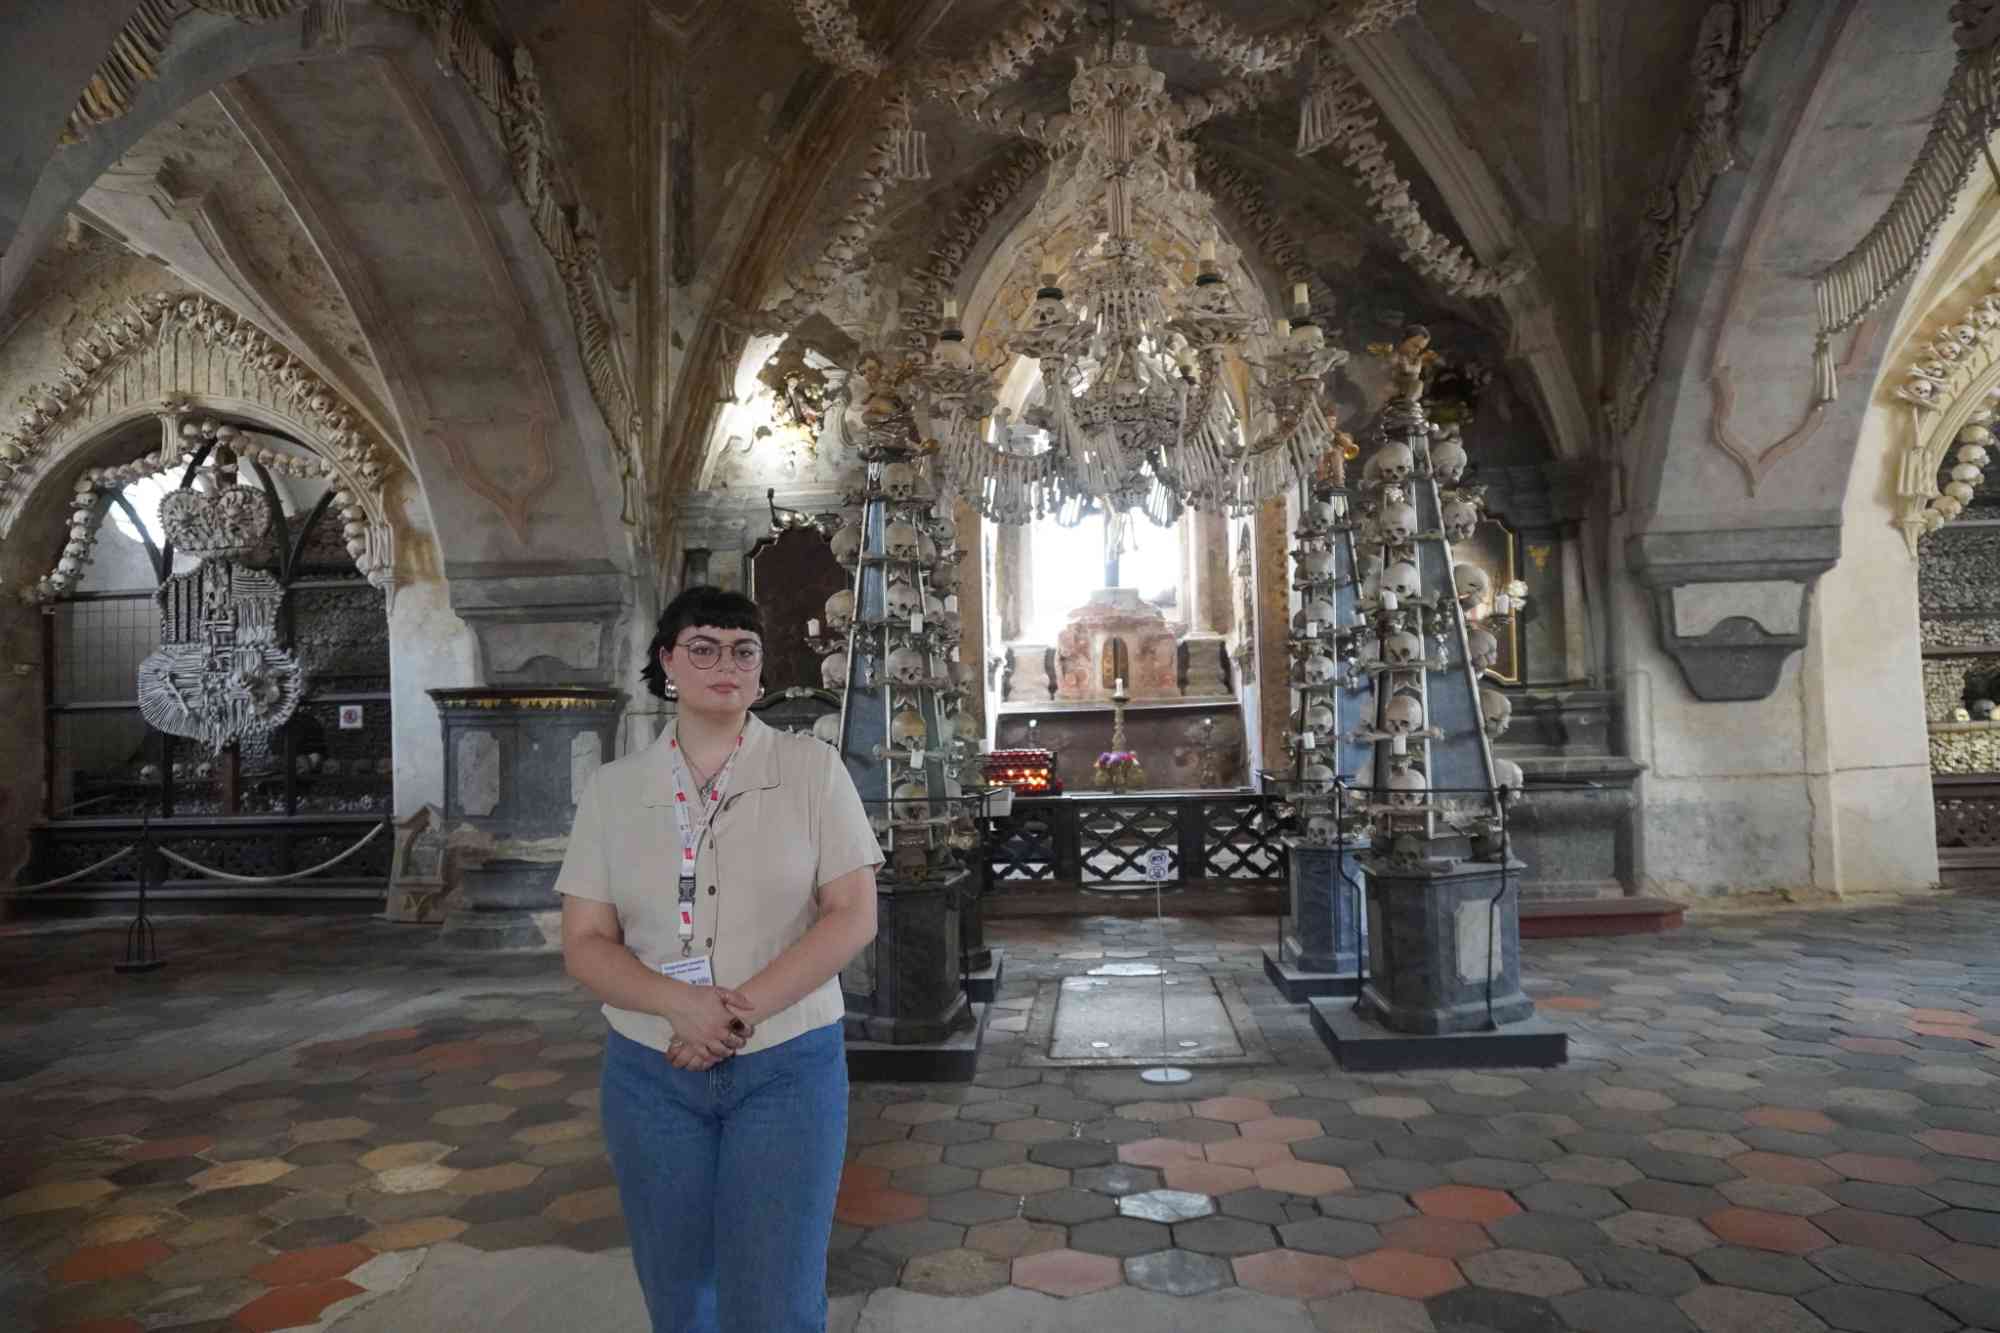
137, 486, 306, 750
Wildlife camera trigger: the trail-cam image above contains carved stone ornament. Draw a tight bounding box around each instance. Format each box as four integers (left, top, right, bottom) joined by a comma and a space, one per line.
1890, 274, 2000, 554
138, 489, 306, 751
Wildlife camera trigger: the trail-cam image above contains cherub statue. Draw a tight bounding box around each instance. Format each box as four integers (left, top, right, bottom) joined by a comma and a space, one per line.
1366, 323, 1439, 400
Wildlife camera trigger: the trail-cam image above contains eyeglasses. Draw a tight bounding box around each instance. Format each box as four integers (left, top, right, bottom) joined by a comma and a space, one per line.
678, 637, 763, 671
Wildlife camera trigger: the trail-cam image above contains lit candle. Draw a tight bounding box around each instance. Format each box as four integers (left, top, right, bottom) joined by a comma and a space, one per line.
1380, 590, 1399, 611
1292, 281, 1309, 310
1200, 234, 1217, 264
910, 611, 924, 633
1115, 677, 1125, 693
1392, 733, 1408, 756
944, 297, 960, 323
944, 594, 958, 614
1305, 619, 1320, 639
1493, 593, 1512, 615
1301, 730, 1316, 750
807, 618, 820, 637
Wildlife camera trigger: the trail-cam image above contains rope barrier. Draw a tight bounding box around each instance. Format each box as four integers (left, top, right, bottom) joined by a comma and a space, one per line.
154, 820, 386, 884
7, 845, 137, 892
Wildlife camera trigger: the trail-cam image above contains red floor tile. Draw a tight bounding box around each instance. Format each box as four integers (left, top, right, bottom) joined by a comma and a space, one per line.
231, 1278, 364, 1332
1729, 1152, 1838, 1186
1702, 1207, 1832, 1254
1917, 1129, 2000, 1162
1233, 1248, 1353, 1299
1381, 1216, 1494, 1259
1411, 1185, 1520, 1223
49, 1238, 173, 1284
1346, 1249, 1464, 1299
1813, 1208, 1947, 1254
1745, 1108, 1838, 1135
1823, 1153, 1936, 1185
248, 1242, 375, 1285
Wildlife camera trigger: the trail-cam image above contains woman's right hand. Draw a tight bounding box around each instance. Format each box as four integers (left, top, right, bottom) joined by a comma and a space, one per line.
659, 983, 754, 1063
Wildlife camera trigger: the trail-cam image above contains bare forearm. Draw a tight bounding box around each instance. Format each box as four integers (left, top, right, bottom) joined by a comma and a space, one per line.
564, 932, 680, 1016
737, 905, 875, 1017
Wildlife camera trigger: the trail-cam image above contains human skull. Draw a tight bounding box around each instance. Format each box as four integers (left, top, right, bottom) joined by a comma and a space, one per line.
891, 701, 927, 749
1383, 692, 1425, 735
928, 504, 957, 545
1306, 498, 1340, 530
954, 707, 981, 741
1306, 813, 1339, 844
885, 522, 922, 561
1386, 765, 1428, 806
881, 462, 917, 501
1299, 547, 1334, 579
1466, 626, 1499, 672
892, 777, 930, 824
1384, 631, 1422, 665
1381, 501, 1418, 545
822, 649, 852, 691
885, 645, 927, 684
1300, 759, 1336, 786
831, 523, 862, 566
1295, 700, 1335, 733
1296, 652, 1337, 686
885, 578, 921, 620
1454, 563, 1491, 610
1493, 757, 1524, 800
1481, 687, 1512, 739
1442, 498, 1480, 544
812, 712, 843, 747
1430, 427, 1468, 483
924, 589, 945, 621
1381, 561, 1421, 601
1372, 440, 1414, 484
1293, 597, 1337, 634
824, 588, 855, 633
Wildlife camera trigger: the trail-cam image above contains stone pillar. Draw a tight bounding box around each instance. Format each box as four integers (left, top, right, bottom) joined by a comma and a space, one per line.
431, 687, 625, 950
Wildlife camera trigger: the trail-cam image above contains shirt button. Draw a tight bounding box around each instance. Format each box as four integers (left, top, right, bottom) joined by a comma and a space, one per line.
706, 885, 716, 896
705, 937, 714, 948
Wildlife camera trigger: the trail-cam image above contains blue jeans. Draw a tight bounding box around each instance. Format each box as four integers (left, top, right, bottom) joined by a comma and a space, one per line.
600, 1022, 848, 1333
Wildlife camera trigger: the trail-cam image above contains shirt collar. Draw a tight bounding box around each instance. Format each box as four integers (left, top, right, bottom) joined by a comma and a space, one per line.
640, 712, 782, 806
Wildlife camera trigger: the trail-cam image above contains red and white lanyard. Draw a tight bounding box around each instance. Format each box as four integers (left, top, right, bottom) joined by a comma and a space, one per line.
668, 728, 744, 956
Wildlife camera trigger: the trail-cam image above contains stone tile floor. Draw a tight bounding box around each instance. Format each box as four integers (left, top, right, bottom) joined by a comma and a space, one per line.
1, 896, 1998, 1331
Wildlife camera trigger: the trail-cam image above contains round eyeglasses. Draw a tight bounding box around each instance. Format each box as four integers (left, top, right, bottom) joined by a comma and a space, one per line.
678, 637, 763, 671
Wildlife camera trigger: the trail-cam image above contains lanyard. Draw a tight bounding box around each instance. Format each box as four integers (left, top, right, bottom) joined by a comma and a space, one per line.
668, 727, 744, 956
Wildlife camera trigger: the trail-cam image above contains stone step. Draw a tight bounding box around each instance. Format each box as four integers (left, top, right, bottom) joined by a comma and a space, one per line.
1520, 895, 1683, 938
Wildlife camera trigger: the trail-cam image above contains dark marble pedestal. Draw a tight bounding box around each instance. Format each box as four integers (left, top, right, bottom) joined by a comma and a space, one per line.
843, 869, 980, 1079
1310, 855, 1566, 1071
440, 858, 560, 951
1263, 836, 1368, 1001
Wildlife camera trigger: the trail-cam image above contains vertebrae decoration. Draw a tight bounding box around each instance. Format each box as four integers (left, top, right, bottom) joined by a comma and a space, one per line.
893, 146, 1048, 360
62, 0, 647, 534
1295, 63, 1527, 301
1606, 0, 1787, 439
1812, 12, 2000, 403
1891, 272, 2000, 553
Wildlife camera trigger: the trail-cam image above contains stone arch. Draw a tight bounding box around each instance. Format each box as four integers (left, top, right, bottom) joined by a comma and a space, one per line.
0, 292, 397, 599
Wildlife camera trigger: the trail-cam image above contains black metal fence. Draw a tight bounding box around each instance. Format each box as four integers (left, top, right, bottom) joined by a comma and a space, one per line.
984, 789, 1286, 893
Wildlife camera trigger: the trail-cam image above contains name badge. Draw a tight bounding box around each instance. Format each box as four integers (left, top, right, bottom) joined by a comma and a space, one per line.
661, 955, 714, 987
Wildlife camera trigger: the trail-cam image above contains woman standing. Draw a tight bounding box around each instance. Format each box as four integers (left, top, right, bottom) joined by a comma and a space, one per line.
556, 586, 879, 1333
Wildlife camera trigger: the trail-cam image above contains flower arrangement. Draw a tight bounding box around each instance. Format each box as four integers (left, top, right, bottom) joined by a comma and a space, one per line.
1094, 750, 1146, 791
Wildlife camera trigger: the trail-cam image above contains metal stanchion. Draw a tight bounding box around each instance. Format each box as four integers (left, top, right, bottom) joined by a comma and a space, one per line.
1138, 847, 1190, 1086
115, 806, 165, 974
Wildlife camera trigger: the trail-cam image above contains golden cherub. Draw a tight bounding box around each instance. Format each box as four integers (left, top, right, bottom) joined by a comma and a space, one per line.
1367, 324, 1440, 400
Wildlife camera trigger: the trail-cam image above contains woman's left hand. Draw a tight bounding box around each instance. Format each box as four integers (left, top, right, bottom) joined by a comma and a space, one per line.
665, 987, 759, 1070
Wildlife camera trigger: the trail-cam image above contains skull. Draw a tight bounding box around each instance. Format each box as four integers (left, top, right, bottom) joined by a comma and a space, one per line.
1480, 687, 1512, 739
831, 524, 862, 566
1383, 692, 1425, 734
812, 712, 843, 747
822, 649, 852, 691
1466, 626, 1499, 672
891, 701, 927, 749
1384, 631, 1422, 665
881, 462, 917, 500
1306, 498, 1340, 530
954, 707, 981, 741
886, 645, 927, 684
1299, 547, 1334, 579
1442, 498, 1480, 543
928, 504, 957, 545
1381, 561, 1421, 601
1300, 759, 1335, 786
1374, 440, 1414, 484
1493, 757, 1524, 800
1296, 652, 1337, 686
1306, 813, 1339, 844
1430, 427, 1468, 483
1454, 563, 1491, 610
824, 588, 855, 633
1293, 597, 1337, 634
885, 522, 922, 561
1385, 765, 1428, 806
1975, 698, 1999, 721
1381, 501, 1417, 544
892, 777, 930, 824
1295, 700, 1335, 733
886, 578, 921, 620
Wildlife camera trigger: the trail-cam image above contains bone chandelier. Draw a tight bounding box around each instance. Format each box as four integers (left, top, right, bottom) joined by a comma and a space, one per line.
772, 0, 1521, 531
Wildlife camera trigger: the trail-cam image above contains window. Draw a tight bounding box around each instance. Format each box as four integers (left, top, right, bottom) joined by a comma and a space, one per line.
1026, 508, 1185, 643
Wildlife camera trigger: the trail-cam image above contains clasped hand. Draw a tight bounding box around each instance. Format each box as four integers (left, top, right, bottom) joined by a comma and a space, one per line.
662, 984, 757, 1070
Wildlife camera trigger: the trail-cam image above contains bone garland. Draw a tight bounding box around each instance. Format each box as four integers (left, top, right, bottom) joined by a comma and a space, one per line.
1293, 61, 1527, 301
790, 0, 888, 78
1195, 149, 1315, 285
1607, 0, 1788, 438
893, 146, 1048, 359
1813, 23, 2000, 402
918, 0, 1087, 108
1147, 0, 1420, 81
60, 1, 646, 534
761, 94, 907, 325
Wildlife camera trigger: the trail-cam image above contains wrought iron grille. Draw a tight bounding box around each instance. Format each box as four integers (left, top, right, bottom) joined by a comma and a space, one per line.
984, 789, 1286, 894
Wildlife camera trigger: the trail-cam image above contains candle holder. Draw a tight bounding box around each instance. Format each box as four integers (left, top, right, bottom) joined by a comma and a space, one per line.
1094, 682, 1147, 792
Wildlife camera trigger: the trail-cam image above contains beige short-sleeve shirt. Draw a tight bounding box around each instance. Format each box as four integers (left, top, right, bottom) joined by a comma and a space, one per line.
554, 714, 882, 1055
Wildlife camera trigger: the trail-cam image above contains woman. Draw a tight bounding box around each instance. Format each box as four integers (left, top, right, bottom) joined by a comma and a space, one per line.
556, 586, 879, 1333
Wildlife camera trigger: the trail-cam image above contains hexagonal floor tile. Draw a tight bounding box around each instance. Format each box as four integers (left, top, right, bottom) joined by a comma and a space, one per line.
1013, 1247, 1123, 1297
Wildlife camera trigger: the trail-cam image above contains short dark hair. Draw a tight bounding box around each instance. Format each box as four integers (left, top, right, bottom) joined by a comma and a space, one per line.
642, 585, 764, 699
